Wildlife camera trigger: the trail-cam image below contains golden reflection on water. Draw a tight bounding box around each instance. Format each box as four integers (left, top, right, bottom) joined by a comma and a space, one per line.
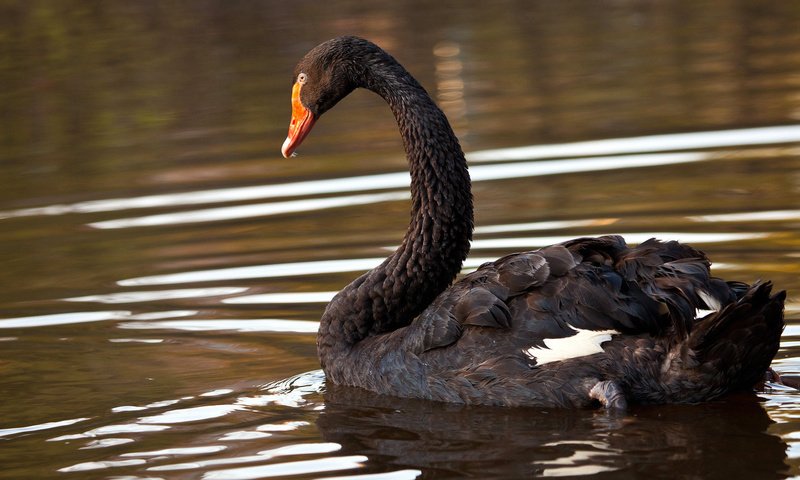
1, 1, 800, 479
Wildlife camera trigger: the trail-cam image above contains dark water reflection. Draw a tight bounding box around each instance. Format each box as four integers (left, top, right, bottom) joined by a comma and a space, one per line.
1, 1, 800, 478
321, 387, 788, 478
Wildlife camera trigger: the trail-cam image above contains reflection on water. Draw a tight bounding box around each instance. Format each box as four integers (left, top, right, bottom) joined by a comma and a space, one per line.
468, 124, 800, 162
88, 191, 412, 229
144, 443, 347, 473
1, 1, 800, 479
119, 319, 320, 333
319, 386, 789, 478
0, 151, 708, 224
64, 286, 248, 304
223, 291, 339, 304
0, 310, 197, 328
0, 417, 91, 439
117, 257, 390, 286
690, 209, 800, 223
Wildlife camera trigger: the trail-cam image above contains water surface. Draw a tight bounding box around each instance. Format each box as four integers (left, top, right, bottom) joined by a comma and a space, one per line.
2, 2, 800, 478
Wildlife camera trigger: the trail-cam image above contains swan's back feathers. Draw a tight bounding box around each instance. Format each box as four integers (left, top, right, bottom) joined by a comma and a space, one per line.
379, 235, 785, 406
413, 305, 462, 353
455, 287, 512, 328
414, 235, 779, 369
496, 251, 552, 295
454, 235, 716, 338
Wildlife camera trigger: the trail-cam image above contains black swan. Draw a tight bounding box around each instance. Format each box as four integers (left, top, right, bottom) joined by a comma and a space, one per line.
280, 36, 786, 409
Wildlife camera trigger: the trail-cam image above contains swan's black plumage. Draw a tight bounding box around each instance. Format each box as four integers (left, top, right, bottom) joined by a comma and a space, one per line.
282, 36, 786, 408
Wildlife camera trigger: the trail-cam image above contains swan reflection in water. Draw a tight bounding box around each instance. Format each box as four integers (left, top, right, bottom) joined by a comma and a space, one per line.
318, 385, 789, 478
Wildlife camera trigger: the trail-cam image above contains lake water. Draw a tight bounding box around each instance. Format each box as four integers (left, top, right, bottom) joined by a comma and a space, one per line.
2, 2, 800, 478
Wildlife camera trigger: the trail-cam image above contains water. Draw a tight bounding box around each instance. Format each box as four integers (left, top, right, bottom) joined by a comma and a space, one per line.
1, 1, 800, 478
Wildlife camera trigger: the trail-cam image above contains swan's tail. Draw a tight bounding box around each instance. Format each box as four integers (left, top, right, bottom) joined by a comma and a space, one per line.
664, 281, 785, 401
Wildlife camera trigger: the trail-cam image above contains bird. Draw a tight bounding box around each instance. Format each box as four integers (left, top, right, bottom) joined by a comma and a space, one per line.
279, 36, 786, 409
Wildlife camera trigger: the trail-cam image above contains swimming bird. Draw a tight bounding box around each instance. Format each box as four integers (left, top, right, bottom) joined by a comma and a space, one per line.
280, 36, 786, 409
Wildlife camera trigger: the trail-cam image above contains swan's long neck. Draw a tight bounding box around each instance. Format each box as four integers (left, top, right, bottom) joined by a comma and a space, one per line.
317, 53, 473, 368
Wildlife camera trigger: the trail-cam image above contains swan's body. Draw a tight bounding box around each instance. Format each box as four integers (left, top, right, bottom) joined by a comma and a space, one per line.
281, 36, 785, 409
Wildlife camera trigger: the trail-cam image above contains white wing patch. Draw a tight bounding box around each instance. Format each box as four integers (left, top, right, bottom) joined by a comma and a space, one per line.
695, 289, 722, 319
525, 328, 619, 365
694, 309, 716, 319
698, 289, 722, 311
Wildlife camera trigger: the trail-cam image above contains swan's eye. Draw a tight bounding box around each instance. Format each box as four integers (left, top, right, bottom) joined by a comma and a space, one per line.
297, 73, 308, 85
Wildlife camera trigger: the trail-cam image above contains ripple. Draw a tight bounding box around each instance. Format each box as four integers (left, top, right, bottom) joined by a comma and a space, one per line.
689, 209, 800, 223
64, 287, 248, 304
129, 310, 199, 320
49, 423, 170, 441
223, 292, 338, 304
237, 371, 326, 409
256, 422, 311, 432
1, 126, 795, 237
88, 153, 707, 230
0, 311, 130, 328
109, 338, 165, 344
470, 152, 707, 181
79, 438, 136, 449
58, 458, 147, 473
122, 445, 228, 457
0, 310, 197, 329
112, 398, 183, 413
256, 442, 341, 457
326, 470, 423, 480
138, 405, 242, 424
0, 417, 90, 438
474, 218, 617, 234
538, 440, 619, 477
118, 319, 319, 333
0, 150, 709, 222
201, 455, 368, 480
118, 258, 386, 287
783, 325, 800, 337
219, 431, 272, 441
118, 257, 500, 287
201, 389, 235, 397
89, 191, 410, 230
467, 124, 800, 163
148, 443, 342, 472
0, 171, 411, 219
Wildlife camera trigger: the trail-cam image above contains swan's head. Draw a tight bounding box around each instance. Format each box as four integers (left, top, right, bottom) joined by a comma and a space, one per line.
281, 37, 376, 158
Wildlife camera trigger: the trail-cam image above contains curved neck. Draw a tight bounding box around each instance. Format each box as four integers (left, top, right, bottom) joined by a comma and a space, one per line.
318, 53, 473, 368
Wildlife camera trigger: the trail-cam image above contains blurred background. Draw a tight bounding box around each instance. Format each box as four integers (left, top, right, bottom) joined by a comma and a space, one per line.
1, 1, 799, 479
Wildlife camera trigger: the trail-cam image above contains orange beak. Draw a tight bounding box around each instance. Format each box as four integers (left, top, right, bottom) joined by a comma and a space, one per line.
281, 81, 316, 158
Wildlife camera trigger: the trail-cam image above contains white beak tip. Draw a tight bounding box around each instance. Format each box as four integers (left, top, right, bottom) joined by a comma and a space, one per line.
281, 136, 293, 158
